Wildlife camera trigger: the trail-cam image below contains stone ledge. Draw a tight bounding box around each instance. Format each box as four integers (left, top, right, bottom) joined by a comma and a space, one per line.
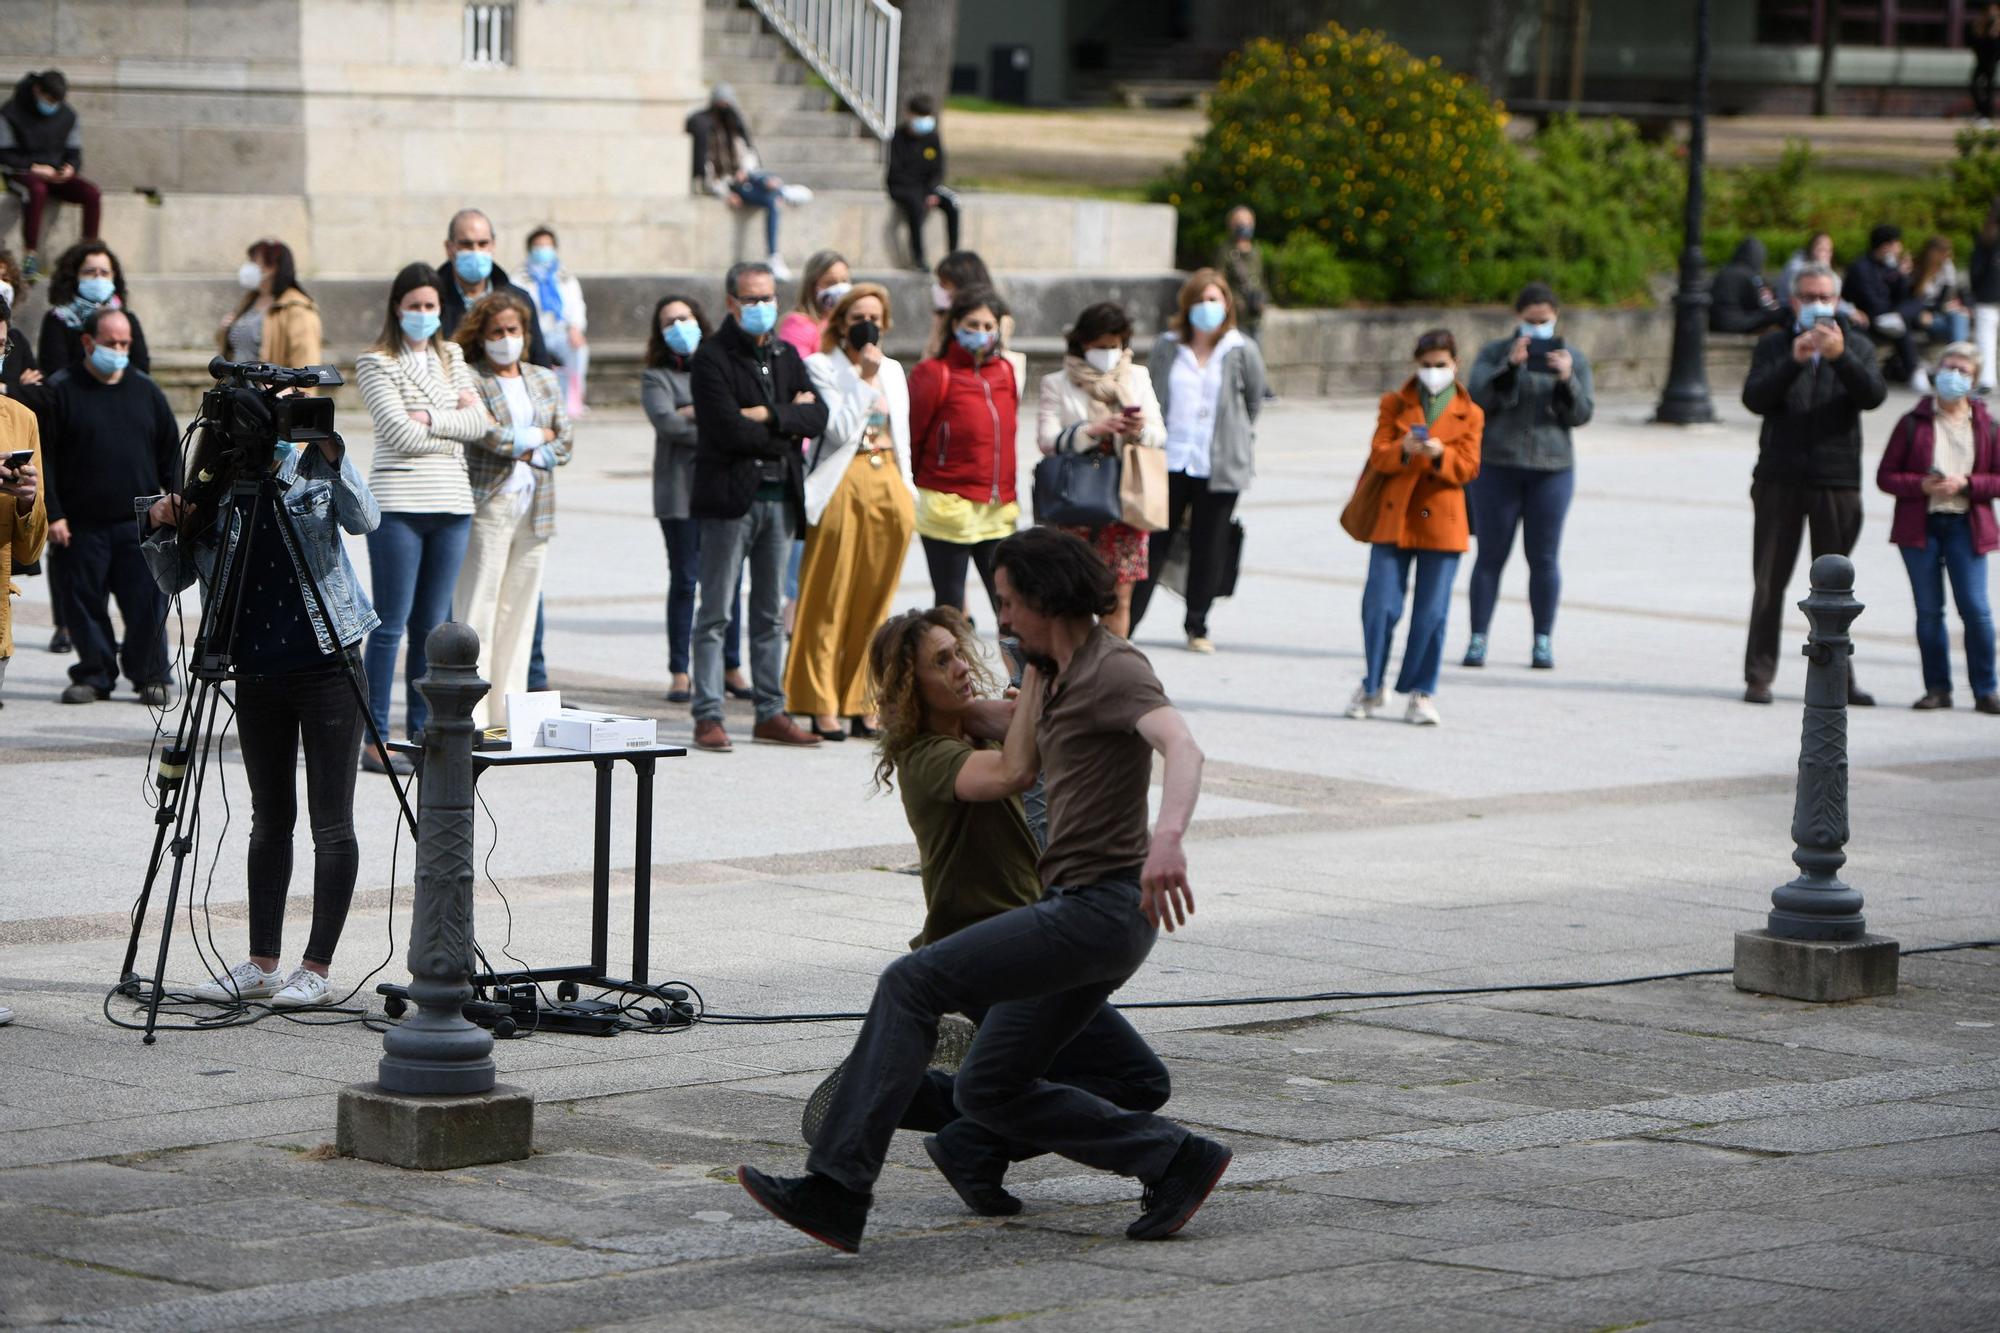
336, 1082, 534, 1171
1734, 930, 1900, 1003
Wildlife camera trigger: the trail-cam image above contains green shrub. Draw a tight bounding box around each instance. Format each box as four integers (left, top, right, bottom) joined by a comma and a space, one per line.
1494, 115, 1683, 305
1267, 233, 1351, 307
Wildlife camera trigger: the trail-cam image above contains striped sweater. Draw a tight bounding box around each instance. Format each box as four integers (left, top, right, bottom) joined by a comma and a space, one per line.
354, 340, 491, 514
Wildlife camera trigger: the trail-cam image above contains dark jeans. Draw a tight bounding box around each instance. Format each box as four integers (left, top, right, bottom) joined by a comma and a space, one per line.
236, 655, 367, 966
921, 535, 1000, 622
659, 518, 743, 676
1745, 480, 1862, 689
528, 596, 546, 691
806, 878, 1188, 1197
62, 520, 170, 692
1130, 471, 1239, 639
1900, 511, 1998, 698
364, 511, 472, 739
1468, 463, 1575, 638
890, 186, 961, 267
8, 171, 102, 250
1362, 544, 1460, 696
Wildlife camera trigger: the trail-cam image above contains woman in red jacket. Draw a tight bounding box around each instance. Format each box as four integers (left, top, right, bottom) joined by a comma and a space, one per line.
1344, 328, 1483, 727
907, 285, 1019, 622
1875, 341, 2000, 713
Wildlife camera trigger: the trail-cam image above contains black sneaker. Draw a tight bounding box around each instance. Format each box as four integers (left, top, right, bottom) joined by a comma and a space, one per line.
737, 1164, 869, 1253
1127, 1135, 1232, 1241
60, 682, 109, 704
800, 1059, 845, 1147
923, 1134, 1023, 1217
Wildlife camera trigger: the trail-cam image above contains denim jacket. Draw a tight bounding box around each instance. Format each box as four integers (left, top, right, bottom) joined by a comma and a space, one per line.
142, 445, 382, 655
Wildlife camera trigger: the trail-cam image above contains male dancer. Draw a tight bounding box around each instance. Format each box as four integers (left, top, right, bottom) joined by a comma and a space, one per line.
739, 527, 1228, 1251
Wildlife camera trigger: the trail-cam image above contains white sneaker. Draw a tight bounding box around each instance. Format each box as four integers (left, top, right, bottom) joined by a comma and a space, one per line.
188, 960, 285, 1003
779, 183, 814, 206
269, 967, 333, 1008
1911, 367, 1932, 394
767, 253, 793, 281
1186, 635, 1216, 655
1344, 686, 1384, 720
0, 1002, 13, 1025
1406, 692, 1442, 726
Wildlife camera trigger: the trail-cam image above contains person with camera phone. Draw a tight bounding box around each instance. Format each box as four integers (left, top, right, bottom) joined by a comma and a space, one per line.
139, 383, 384, 1009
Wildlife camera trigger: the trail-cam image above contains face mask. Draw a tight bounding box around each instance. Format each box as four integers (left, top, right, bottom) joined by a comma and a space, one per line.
484, 335, 524, 367
1416, 364, 1455, 394
400, 309, 441, 342
845, 319, 880, 351
88, 344, 128, 377
238, 262, 264, 291
1520, 319, 1557, 340
1188, 299, 1227, 333
273, 439, 298, 465
1231, 224, 1255, 242
453, 250, 494, 285
1796, 300, 1837, 329
955, 326, 995, 355
737, 299, 777, 336
1084, 347, 1123, 374
816, 281, 852, 312
0, 279, 12, 309
1935, 367, 1974, 401
35, 97, 59, 117
664, 318, 701, 356
911, 115, 937, 135
528, 245, 557, 268
77, 275, 115, 305
930, 282, 952, 313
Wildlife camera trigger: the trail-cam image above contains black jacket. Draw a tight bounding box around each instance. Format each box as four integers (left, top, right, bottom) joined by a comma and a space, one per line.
1971, 239, 2000, 306
688, 315, 828, 524
1709, 238, 1787, 335
39, 306, 150, 380
37, 366, 182, 526
886, 126, 946, 195
439, 261, 552, 368
0, 75, 81, 173
1842, 253, 1916, 325
1741, 318, 1888, 489
1, 326, 37, 405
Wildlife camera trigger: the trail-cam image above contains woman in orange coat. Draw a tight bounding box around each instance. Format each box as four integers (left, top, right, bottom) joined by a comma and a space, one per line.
1345, 328, 1483, 726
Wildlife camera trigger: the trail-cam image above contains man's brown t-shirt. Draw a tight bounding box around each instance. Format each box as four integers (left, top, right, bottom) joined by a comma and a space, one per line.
1036, 626, 1172, 888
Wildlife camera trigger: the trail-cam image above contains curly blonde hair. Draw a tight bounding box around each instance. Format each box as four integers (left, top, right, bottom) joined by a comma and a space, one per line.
868, 607, 1000, 793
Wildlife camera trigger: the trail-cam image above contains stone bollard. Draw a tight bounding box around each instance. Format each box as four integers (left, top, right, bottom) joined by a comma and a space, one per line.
1734, 556, 1898, 1002
337, 623, 533, 1168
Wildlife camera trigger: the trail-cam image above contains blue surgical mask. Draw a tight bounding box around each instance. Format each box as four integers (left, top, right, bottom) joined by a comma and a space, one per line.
35, 97, 59, 117
664, 318, 701, 356
1520, 319, 1557, 339
400, 309, 441, 342
1796, 301, 1837, 330
1935, 367, 1974, 401
737, 299, 777, 336
77, 275, 115, 305
1188, 299, 1227, 334
453, 250, 494, 285
273, 440, 298, 465
955, 326, 995, 354
528, 245, 557, 268
88, 344, 129, 377
911, 115, 937, 135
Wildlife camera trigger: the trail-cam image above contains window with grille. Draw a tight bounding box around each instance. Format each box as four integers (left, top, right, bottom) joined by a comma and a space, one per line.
464, 2, 515, 68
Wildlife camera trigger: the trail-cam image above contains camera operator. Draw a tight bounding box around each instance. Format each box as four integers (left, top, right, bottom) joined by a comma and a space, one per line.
139, 402, 383, 1009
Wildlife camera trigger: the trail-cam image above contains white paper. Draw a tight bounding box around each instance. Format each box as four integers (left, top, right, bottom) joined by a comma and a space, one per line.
506, 690, 562, 751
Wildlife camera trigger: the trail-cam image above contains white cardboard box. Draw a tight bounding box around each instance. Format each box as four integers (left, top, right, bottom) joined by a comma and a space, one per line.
538, 709, 658, 753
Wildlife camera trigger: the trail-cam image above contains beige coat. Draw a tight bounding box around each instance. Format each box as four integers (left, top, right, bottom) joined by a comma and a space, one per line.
217, 291, 325, 369
1, 394, 48, 659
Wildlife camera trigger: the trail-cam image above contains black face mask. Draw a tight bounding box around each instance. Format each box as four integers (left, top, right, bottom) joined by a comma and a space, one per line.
1232, 225, 1255, 242
846, 320, 881, 350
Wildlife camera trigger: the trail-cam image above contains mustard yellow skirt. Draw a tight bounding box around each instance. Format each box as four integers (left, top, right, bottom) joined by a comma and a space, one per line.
784, 451, 916, 717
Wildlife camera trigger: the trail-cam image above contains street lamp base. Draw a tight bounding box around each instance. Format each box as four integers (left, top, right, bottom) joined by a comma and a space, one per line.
1654, 393, 1718, 425
1733, 929, 1898, 1003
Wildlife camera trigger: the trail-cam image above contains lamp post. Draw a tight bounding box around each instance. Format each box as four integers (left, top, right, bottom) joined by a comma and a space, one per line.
1655, 0, 1717, 424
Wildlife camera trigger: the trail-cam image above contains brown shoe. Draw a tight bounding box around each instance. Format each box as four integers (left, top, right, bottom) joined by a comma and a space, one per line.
1977, 694, 2000, 715
692, 719, 733, 752
1912, 689, 1953, 711
1743, 683, 1773, 705
752, 715, 823, 747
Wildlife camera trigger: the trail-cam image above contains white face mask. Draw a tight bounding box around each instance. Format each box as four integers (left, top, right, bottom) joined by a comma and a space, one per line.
1084, 347, 1123, 375
931, 282, 952, 313
0, 279, 13, 309
238, 262, 264, 291
484, 335, 524, 367
1416, 364, 1455, 393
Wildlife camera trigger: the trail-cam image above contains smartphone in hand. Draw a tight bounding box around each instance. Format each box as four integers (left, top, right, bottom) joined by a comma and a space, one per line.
2, 449, 32, 471
1408, 424, 1429, 444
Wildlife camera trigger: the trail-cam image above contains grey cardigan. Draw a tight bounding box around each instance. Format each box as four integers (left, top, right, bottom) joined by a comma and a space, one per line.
1148, 330, 1266, 494
1466, 337, 1594, 471
642, 361, 700, 519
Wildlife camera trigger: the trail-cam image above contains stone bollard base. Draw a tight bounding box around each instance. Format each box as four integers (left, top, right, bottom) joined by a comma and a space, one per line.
932, 1013, 978, 1071
337, 1082, 533, 1170
1733, 930, 1899, 1003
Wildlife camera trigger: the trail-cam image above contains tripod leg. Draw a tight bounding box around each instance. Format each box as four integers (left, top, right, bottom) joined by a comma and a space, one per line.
141, 672, 234, 1043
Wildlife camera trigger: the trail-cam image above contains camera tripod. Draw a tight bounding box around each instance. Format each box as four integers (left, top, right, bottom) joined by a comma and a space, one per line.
116, 459, 419, 1043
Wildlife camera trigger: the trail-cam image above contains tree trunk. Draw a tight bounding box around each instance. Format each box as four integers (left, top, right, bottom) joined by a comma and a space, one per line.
1471, 0, 1521, 101
896, 0, 960, 116
1814, 1, 1839, 116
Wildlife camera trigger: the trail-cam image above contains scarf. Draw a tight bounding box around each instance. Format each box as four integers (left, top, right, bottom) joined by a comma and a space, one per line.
55, 290, 120, 330
525, 257, 564, 324
1062, 351, 1131, 423
1421, 383, 1455, 427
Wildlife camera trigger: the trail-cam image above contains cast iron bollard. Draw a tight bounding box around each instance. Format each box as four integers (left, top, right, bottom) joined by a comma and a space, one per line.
1768, 554, 1865, 941
378, 622, 496, 1095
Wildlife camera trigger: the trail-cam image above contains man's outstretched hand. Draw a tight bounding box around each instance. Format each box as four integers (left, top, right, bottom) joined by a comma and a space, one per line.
1140, 831, 1193, 932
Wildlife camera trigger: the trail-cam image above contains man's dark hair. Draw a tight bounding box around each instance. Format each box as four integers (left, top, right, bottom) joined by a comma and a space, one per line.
644, 293, 710, 367
1514, 281, 1558, 312
725, 260, 774, 298
907, 93, 935, 117
47, 239, 126, 307
1065, 301, 1132, 358
82, 306, 128, 339
446, 207, 492, 244
0, 296, 11, 326
1869, 222, 1903, 252
34, 70, 67, 101
935, 250, 993, 292
527, 225, 557, 249
993, 527, 1117, 620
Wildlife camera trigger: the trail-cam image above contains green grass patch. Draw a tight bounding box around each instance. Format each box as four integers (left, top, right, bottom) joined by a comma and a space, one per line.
946, 96, 1060, 116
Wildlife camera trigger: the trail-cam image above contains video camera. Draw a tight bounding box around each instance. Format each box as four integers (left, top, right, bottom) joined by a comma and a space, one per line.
182, 358, 344, 516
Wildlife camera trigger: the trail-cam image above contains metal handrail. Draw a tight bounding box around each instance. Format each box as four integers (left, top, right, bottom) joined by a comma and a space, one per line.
746, 0, 901, 141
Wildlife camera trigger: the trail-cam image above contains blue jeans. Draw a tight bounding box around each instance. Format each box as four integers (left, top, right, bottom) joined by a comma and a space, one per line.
364, 511, 472, 739
660, 518, 743, 677
1468, 464, 1575, 638
1928, 308, 1973, 346
693, 499, 791, 724
1362, 543, 1460, 697
1900, 512, 1997, 697
730, 173, 783, 255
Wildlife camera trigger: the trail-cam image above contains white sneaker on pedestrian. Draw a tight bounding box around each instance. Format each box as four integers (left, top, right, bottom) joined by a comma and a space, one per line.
1911, 367, 1932, 394
188, 960, 285, 1003
767, 253, 793, 281
0, 1001, 13, 1025
269, 967, 333, 1009
1343, 686, 1383, 720
1406, 692, 1442, 726
779, 183, 814, 206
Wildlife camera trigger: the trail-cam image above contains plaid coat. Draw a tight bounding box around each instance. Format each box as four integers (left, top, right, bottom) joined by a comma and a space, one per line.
468, 362, 573, 537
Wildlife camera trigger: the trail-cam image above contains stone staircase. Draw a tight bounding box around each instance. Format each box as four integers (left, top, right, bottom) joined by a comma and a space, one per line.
701, 0, 885, 194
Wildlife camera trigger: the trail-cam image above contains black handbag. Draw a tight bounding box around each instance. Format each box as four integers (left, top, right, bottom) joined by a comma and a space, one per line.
1032, 449, 1123, 527
1156, 519, 1246, 600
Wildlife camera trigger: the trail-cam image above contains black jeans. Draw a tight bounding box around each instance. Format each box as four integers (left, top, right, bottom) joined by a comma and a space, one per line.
62, 520, 170, 692
1745, 480, 1862, 689
1130, 471, 1239, 639
922, 535, 1001, 622
890, 187, 961, 267
235, 654, 367, 966
806, 878, 1188, 1196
